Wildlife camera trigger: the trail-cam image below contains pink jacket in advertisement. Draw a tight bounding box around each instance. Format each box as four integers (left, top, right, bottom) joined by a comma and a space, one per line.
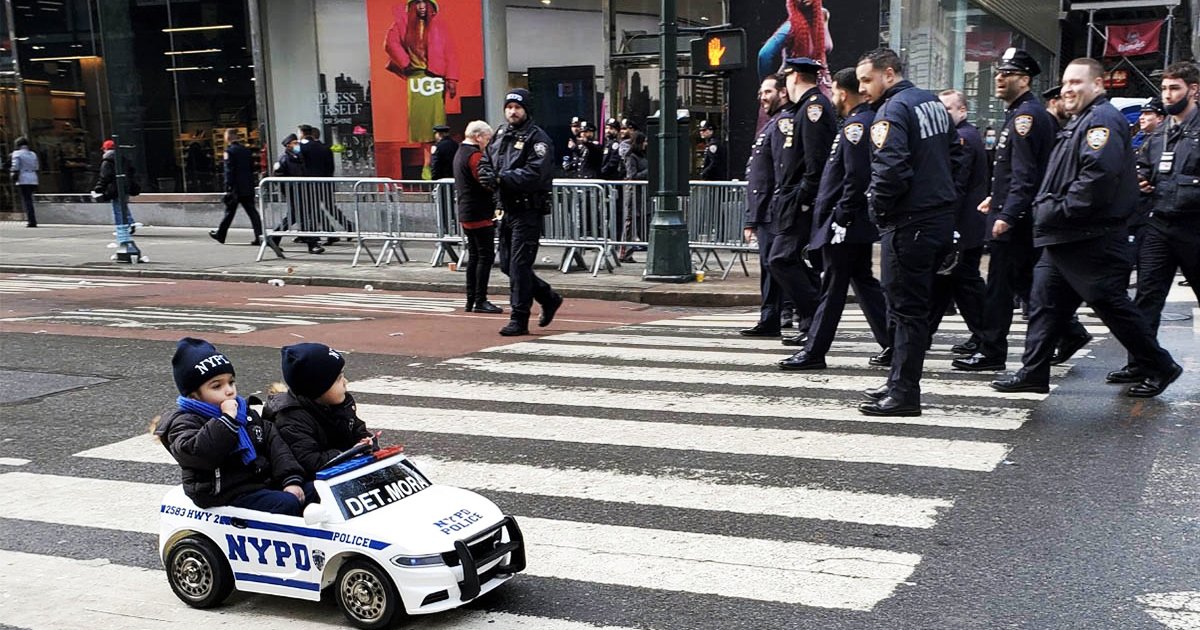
384, 0, 459, 84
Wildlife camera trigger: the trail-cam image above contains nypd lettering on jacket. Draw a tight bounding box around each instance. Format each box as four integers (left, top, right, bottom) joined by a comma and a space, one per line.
913, 100, 952, 139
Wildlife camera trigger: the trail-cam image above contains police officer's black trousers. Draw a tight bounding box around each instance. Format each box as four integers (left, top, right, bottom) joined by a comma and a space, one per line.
879, 214, 954, 404
754, 224, 783, 330
498, 213, 554, 325
929, 246, 986, 344
1019, 232, 1175, 384
766, 231, 820, 325
215, 194, 263, 240
464, 223, 497, 304
805, 243, 890, 357
1126, 225, 1200, 368
977, 238, 1034, 358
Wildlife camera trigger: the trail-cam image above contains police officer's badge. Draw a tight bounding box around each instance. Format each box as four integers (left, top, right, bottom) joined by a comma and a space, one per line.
778, 117, 793, 135
1013, 114, 1033, 137
707, 144, 717, 154
806, 104, 823, 123
430, 145, 437, 154
870, 121, 890, 148
534, 142, 548, 157
844, 122, 864, 144
1085, 127, 1109, 150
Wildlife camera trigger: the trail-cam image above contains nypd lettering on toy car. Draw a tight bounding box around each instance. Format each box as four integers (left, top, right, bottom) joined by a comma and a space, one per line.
226, 534, 312, 571
434, 509, 485, 535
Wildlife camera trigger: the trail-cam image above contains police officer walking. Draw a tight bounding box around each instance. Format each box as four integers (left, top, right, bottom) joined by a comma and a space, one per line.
779, 67, 890, 370
741, 74, 790, 338
1109, 61, 1200, 385
855, 48, 960, 417
992, 58, 1181, 398
699, 119, 726, 180
430, 124, 458, 180
761, 57, 836, 345
479, 88, 565, 337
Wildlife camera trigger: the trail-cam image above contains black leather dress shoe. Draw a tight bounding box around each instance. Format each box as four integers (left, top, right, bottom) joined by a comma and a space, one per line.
1127, 363, 1183, 398
952, 353, 1006, 372
538, 293, 563, 327
474, 300, 503, 314
1106, 365, 1146, 384
780, 332, 808, 347
739, 325, 781, 338
499, 321, 529, 336
991, 375, 1050, 394
868, 347, 892, 367
208, 230, 225, 244
859, 396, 921, 417
951, 339, 978, 355
1051, 333, 1093, 365
862, 384, 889, 400
250, 237, 262, 246
778, 352, 826, 371
780, 319, 794, 329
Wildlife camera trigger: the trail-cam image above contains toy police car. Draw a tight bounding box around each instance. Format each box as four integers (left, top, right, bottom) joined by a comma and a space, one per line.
159, 444, 525, 629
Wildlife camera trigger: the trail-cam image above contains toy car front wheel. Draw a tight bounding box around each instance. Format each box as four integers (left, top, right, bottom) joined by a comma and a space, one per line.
165, 536, 234, 608
336, 558, 401, 629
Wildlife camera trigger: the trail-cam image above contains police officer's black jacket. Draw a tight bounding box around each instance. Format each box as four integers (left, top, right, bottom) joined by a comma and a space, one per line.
770, 86, 836, 234
866, 80, 960, 231
156, 406, 305, 509
744, 108, 787, 227
1136, 105, 1200, 242
224, 141, 255, 198
701, 138, 727, 180
479, 116, 555, 215
430, 136, 459, 180
601, 138, 624, 180
989, 90, 1057, 242
264, 390, 371, 478
298, 139, 336, 177
452, 143, 496, 223
274, 150, 304, 177
811, 102, 879, 249
1033, 95, 1138, 247
569, 139, 603, 179
952, 120, 990, 250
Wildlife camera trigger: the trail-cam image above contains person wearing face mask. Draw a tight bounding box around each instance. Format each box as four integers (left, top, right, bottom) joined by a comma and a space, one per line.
1109, 61, 1200, 386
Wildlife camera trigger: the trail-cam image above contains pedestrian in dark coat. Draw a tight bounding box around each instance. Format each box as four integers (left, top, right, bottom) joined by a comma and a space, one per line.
454, 120, 503, 314
210, 129, 264, 245
430, 124, 458, 180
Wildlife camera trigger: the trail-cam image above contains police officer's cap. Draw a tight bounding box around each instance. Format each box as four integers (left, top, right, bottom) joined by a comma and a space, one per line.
783, 57, 823, 74
578, 120, 593, 131
1140, 98, 1167, 116
996, 47, 1040, 77
698, 119, 716, 131
432, 124, 450, 133
605, 118, 620, 129
570, 116, 581, 126
1041, 85, 1061, 100
621, 118, 638, 130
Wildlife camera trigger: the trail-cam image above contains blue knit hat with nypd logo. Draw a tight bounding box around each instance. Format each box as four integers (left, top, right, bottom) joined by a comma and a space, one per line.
172, 337, 235, 395
281, 342, 345, 399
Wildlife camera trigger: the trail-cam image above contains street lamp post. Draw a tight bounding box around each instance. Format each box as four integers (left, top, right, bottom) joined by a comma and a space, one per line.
644, 0, 694, 283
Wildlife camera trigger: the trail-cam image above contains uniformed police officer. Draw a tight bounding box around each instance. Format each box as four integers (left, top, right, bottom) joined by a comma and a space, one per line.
926, 89, 988, 345
855, 48, 960, 417
1042, 86, 1069, 127
600, 118, 625, 180
478, 88, 564, 337
761, 57, 836, 345
565, 120, 602, 179
778, 67, 890, 370
699, 119, 727, 180
740, 74, 790, 337
430, 124, 458, 180
1109, 61, 1200, 385
992, 58, 1181, 398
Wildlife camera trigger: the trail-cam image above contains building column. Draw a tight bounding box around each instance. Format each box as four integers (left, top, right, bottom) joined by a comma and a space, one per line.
258, 0, 322, 149
482, 0, 509, 125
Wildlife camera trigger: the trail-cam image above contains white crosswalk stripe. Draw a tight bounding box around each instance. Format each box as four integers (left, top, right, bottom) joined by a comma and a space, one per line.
0, 275, 174, 294
0, 306, 362, 334
639, 316, 1110, 334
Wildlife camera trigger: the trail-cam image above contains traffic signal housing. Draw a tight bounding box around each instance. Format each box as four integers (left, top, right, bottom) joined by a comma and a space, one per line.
690, 28, 747, 74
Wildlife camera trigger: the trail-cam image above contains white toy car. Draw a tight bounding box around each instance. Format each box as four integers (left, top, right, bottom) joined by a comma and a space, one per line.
158, 444, 526, 629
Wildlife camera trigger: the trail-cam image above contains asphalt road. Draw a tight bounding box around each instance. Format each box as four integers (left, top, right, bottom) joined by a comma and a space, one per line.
0, 273, 1197, 630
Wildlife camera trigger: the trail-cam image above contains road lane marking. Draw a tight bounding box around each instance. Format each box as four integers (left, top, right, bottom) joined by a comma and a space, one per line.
0, 307, 362, 334
639, 318, 1110, 334
0, 457, 31, 466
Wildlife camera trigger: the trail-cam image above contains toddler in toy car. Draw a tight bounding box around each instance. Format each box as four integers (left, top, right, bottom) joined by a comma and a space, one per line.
266, 342, 375, 477
154, 337, 315, 515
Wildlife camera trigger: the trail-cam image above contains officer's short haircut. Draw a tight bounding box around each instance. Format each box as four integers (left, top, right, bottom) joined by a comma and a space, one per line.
298, 124, 315, 138
858, 48, 904, 75
1067, 58, 1105, 80
1163, 61, 1199, 86
770, 72, 788, 89
938, 89, 967, 110
465, 120, 493, 140
832, 67, 859, 93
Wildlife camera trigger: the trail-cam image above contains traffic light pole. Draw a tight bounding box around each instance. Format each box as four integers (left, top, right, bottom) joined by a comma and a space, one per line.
644, 0, 694, 283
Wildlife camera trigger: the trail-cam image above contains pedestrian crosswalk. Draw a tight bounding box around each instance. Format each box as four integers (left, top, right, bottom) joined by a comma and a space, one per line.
0, 274, 175, 294
0, 306, 363, 334
0, 306, 1094, 629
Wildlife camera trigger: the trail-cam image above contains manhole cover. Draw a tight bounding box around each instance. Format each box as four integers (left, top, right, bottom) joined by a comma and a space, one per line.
0, 369, 109, 404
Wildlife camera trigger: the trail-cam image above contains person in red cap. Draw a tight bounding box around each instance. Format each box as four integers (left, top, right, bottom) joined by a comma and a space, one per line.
91, 138, 139, 244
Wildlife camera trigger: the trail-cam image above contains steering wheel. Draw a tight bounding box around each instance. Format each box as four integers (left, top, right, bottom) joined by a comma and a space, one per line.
321, 442, 374, 470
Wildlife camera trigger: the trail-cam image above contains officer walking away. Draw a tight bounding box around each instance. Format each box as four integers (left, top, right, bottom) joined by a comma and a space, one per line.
1109, 61, 1200, 385
430, 124, 458, 180
741, 73, 791, 338
855, 48, 960, 417
454, 120, 503, 314
9, 137, 39, 227
699, 119, 727, 180
761, 57, 836, 346
478, 88, 564, 336
209, 128, 264, 246
992, 58, 1182, 398
779, 67, 890, 370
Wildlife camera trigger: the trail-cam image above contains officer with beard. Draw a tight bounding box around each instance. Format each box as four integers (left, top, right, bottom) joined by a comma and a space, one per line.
741, 73, 791, 338
600, 118, 624, 180
478, 88, 564, 337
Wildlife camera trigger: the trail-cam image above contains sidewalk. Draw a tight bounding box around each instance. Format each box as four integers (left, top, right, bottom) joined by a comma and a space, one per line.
0, 222, 761, 307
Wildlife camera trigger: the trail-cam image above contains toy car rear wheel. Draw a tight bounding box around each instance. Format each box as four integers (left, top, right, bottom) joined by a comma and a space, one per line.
335, 558, 401, 629
165, 536, 234, 608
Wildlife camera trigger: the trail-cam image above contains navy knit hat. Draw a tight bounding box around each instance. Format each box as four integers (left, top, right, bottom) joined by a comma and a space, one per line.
281, 343, 345, 399
172, 337, 235, 395
504, 88, 532, 114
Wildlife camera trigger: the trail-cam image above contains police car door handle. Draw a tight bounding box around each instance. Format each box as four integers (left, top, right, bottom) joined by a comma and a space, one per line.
230, 517, 248, 529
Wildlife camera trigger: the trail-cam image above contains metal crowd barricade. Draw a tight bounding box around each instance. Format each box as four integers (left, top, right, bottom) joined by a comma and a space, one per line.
684, 181, 753, 279
544, 180, 612, 277
257, 177, 376, 262
367, 179, 459, 268
600, 180, 652, 263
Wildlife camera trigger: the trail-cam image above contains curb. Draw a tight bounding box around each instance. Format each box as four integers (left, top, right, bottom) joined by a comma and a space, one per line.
0, 264, 761, 308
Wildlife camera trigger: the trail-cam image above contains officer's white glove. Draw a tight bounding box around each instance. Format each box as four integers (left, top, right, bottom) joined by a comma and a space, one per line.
89, 190, 102, 200
953, 230, 961, 243
831, 222, 847, 245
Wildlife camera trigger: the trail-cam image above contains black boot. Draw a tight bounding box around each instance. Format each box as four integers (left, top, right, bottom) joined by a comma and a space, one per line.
307, 242, 325, 254
474, 299, 503, 314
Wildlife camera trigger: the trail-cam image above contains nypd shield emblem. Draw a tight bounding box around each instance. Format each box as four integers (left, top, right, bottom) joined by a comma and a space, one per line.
870, 121, 890, 149
312, 549, 326, 571
1013, 114, 1033, 137
708, 144, 717, 154
1085, 127, 1110, 150
844, 122, 864, 145
806, 104, 823, 123
778, 117, 794, 136
534, 142, 548, 157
